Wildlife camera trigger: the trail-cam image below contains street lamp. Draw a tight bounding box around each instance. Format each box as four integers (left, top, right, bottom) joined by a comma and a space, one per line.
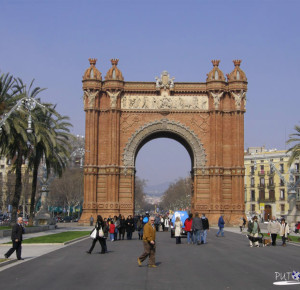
0, 94, 44, 134
70, 135, 85, 168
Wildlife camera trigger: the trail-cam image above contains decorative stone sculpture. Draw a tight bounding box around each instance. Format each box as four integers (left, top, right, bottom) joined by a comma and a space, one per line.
107, 91, 121, 109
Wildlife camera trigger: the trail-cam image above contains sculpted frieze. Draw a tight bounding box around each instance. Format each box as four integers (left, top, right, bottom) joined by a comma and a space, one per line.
121, 94, 208, 110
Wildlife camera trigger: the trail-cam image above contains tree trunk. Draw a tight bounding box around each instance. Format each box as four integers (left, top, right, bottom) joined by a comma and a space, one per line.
11, 150, 23, 225
28, 153, 41, 226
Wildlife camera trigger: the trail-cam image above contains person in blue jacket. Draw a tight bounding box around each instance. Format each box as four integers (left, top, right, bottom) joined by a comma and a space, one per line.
216, 215, 225, 237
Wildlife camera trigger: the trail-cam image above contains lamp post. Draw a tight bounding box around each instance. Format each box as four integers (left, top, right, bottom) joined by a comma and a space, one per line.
34, 161, 56, 225
0, 95, 44, 134
70, 135, 85, 168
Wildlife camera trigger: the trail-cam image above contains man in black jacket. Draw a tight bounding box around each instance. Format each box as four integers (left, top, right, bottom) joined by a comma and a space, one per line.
201, 213, 209, 244
4, 217, 25, 260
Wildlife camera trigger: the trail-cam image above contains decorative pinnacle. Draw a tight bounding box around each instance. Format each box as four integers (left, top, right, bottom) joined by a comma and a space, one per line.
111, 59, 119, 66
233, 60, 242, 67
88, 58, 97, 66
211, 60, 220, 67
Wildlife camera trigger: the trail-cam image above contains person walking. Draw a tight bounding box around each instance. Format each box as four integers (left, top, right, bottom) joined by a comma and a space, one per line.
138, 216, 157, 268
126, 215, 134, 240
164, 216, 169, 232
119, 215, 126, 240
184, 213, 193, 244
216, 215, 225, 237
86, 215, 107, 254
137, 216, 144, 240
154, 215, 160, 231
201, 213, 209, 244
192, 212, 203, 245
279, 218, 289, 247
90, 215, 94, 226
267, 216, 280, 246
248, 216, 260, 247
174, 216, 183, 244
109, 220, 115, 241
113, 216, 120, 241
4, 217, 25, 260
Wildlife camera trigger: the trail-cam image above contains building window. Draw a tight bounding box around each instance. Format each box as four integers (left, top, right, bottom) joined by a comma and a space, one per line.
269, 190, 275, 200
269, 177, 274, 186
251, 190, 255, 201
295, 163, 300, 173
260, 165, 264, 174
280, 164, 284, 173
281, 204, 285, 212
251, 166, 255, 175
260, 177, 265, 186
280, 189, 285, 200
280, 179, 285, 186
251, 204, 256, 212
251, 177, 255, 187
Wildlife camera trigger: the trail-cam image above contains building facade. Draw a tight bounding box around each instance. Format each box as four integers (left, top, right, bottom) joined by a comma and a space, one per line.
80, 58, 247, 225
244, 147, 300, 220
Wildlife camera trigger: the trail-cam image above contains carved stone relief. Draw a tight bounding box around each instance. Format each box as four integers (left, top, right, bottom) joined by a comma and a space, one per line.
83, 89, 98, 108
155, 71, 175, 90
121, 94, 208, 110
107, 90, 121, 109
230, 90, 246, 110
123, 119, 207, 169
209, 91, 223, 110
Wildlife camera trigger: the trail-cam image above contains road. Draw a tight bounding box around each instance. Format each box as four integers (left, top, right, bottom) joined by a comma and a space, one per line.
0, 229, 299, 290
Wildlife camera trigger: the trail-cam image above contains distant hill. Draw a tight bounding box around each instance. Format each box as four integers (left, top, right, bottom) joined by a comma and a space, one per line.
144, 181, 171, 197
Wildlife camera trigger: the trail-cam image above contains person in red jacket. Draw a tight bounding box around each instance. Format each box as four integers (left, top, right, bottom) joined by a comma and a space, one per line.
109, 221, 116, 241
184, 213, 193, 244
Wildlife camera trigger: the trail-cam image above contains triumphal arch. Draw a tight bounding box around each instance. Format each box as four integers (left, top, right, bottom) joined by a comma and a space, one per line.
79, 58, 247, 225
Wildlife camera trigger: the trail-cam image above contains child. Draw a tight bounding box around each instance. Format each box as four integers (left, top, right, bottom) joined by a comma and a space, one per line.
109, 221, 115, 241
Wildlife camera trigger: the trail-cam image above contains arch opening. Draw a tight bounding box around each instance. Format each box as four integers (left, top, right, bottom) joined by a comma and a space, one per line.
135, 137, 193, 214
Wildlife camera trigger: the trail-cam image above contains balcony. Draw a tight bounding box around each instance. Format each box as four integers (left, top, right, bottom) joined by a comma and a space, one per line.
258, 171, 265, 176
267, 171, 275, 176
257, 184, 266, 189
258, 198, 276, 203
267, 183, 276, 189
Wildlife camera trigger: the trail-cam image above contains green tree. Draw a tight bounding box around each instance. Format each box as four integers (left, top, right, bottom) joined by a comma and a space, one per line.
287, 124, 300, 166
28, 104, 73, 225
0, 74, 29, 224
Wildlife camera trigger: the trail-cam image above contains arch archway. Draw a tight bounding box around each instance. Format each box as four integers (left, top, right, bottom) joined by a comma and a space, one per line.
80, 59, 247, 225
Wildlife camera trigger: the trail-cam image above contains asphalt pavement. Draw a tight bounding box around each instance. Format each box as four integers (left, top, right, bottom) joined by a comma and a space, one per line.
0, 225, 300, 290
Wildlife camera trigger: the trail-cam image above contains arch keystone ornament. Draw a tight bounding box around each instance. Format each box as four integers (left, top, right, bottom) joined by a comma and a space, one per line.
79, 59, 247, 226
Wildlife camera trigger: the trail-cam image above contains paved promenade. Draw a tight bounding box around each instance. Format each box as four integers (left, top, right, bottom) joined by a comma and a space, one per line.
0, 224, 300, 289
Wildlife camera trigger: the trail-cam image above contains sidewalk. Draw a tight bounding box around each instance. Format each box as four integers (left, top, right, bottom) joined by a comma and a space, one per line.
0, 223, 93, 271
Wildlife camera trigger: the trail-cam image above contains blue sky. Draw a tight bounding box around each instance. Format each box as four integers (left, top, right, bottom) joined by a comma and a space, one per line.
1, 0, 300, 185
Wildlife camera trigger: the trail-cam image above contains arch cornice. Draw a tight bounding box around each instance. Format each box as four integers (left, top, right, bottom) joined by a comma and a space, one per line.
122, 119, 207, 169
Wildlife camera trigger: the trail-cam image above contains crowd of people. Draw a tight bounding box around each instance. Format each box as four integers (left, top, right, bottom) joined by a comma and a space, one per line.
247, 215, 290, 247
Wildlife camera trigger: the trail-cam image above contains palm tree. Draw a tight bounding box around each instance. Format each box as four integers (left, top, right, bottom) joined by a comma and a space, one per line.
28, 103, 73, 225
287, 124, 300, 167
0, 74, 29, 224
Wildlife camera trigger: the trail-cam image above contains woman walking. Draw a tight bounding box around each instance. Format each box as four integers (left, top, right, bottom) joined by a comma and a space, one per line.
280, 218, 289, 247
87, 215, 107, 254
174, 216, 183, 244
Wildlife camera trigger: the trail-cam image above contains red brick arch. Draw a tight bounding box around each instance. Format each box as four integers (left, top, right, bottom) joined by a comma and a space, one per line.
80, 59, 247, 225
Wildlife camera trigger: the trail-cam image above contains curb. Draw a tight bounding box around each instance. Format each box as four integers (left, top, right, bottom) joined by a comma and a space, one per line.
0, 259, 19, 268
0, 235, 89, 246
